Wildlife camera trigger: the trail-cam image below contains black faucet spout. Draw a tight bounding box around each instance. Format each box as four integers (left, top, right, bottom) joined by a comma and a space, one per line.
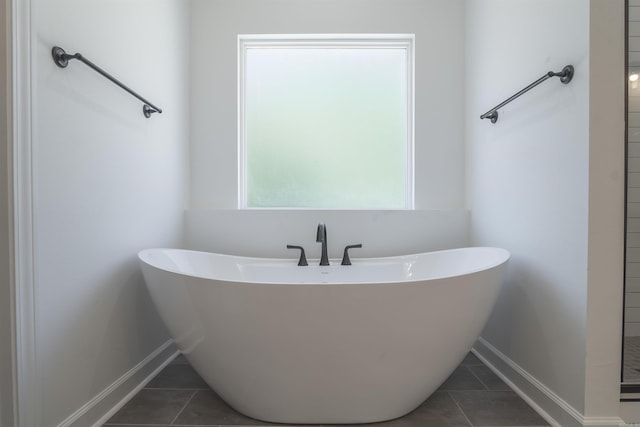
316, 223, 330, 266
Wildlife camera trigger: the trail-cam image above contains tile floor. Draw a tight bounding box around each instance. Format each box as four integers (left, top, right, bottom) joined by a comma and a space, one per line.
103, 352, 549, 427
624, 336, 640, 382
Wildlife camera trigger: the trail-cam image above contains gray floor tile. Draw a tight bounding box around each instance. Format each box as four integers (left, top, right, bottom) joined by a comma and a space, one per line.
449, 390, 549, 426
105, 352, 551, 427
460, 352, 484, 366
146, 364, 210, 389
438, 366, 487, 391
327, 414, 404, 427
468, 365, 511, 391
394, 392, 471, 427
322, 392, 471, 427
173, 389, 265, 425
328, 421, 396, 427
624, 336, 640, 381
105, 389, 195, 425
172, 353, 190, 365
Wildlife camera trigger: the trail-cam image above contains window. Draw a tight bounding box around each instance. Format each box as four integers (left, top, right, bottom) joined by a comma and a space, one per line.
238, 34, 414, 209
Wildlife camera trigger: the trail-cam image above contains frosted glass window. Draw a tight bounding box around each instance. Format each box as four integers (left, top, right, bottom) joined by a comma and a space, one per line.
239, 35, 414, 209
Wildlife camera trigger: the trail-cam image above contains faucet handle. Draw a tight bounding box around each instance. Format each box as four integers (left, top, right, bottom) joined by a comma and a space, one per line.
341, 244, 362, 266
287, 245, 308, 266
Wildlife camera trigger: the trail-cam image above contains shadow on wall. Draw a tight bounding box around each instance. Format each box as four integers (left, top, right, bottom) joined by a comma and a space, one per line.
480, 254, 582, 398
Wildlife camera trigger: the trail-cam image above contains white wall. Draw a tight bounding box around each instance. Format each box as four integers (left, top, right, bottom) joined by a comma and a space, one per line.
191, 0, 464, 211
187, 0, 468, 256
1, 0, 15, 424
584, 0, 625, 419
627, 0, 640, 337
466, 0, 624, 424
466, 0, 589, 412
31, 0, 189, 424
186, 210, 469, 259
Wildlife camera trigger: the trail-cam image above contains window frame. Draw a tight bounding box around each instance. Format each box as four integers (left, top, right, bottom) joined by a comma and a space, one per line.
237, 33, 415, 209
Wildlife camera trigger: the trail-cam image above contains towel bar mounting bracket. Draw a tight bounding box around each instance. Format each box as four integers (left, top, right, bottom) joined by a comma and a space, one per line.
52, 46, 71, 68
554, 65, 574, 84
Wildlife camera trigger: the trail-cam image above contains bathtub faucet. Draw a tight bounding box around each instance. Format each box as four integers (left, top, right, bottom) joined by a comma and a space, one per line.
316, 223, 330, 266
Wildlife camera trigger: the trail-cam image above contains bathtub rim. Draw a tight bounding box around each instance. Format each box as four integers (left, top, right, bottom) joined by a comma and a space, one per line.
138, 246, 510, 286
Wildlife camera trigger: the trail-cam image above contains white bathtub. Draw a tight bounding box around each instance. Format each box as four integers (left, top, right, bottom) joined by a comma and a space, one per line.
138, 247, 509, 424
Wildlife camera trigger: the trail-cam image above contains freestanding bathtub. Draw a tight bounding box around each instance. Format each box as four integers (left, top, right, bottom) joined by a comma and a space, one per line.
138, 246, 510, 424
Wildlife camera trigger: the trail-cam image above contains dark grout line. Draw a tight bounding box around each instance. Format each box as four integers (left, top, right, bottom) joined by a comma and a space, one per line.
467, 365, 491, 391
446, 391, 474, 427
169, 390, 199, 425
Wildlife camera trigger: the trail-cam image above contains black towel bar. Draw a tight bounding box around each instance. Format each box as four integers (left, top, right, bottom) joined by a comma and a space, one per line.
480, 65, 574, 124
52, 46, 162, 118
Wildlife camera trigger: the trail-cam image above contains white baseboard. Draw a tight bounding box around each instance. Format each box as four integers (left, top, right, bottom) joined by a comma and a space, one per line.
55, 339, 178, 427
55, 336, 627, 427
473, 337, 624, 427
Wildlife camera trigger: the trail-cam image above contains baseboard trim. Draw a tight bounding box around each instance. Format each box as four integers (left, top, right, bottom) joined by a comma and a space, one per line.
56, 339, 178, 427
473, 337, 624, 427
